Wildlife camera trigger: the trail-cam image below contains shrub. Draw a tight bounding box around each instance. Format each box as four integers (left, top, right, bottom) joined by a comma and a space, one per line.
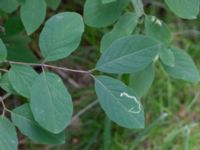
0, 0, 199, 149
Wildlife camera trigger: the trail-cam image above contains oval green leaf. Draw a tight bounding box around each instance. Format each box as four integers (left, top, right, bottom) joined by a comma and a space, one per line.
46, 0, 61, 10
11, 104, 65, 145
39, 12, 84, 62
163, 47, 200, 83
96, 35, 161, 73
8, 65, 38, 98
95, 75, 144, 128
0, 73, 16, 93
4, 16, 24, 37
144, 15, 171, 45
129, 64, 155, 98
84, 0, 130, 27
0, 0, 19, 13
30, 72, 73, 133
20, 0, 46, 35
165, 0, 199, 19
159, 47, 175, 67
0, 117, 18, 150
100, 12, 138, 52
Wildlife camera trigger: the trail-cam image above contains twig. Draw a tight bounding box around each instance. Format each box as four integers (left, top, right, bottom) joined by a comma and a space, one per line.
0, 93, 12, 117
0, 97, 6, 117
0, 68, 8, 72
6, 60, 95, 74
69, 100, 98, 125
2, 93, 11, 100
55, 69, 81, 88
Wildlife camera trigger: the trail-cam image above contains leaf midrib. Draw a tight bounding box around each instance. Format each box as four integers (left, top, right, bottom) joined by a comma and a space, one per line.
97, 43, 162, 69
42, 72, 57, 131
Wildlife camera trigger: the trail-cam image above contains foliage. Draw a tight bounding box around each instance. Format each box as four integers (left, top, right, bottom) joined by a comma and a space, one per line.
0, 0, 200, 149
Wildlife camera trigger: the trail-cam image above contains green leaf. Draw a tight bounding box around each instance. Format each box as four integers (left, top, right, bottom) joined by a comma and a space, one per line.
8, 65, 38, 98
4, 34, 31, 47
96, 35, 161, 73
84, 0, 130, 27
100, 12, 138, 52
129, 64, 155, 98
0, 117, 18, 150
0, 73, 16, 93
7, 45, 38, 63
16, 0, 25, 4
159, 47, 175, 67
94, 75, 144, 128
102, 0, 116, 4
0, 39, 7, 62
39, 12, 84, 62
165, 0, 199, 19
11, 104, 65, 145
144, 15, 171, 45
30, 72, 73, 133
163, 47, 200, 82
0, 0, 19, 13
20, 0, 47, 35
4, 34, 38, 63
4, 16, 24, 37
46, 0, 61, 10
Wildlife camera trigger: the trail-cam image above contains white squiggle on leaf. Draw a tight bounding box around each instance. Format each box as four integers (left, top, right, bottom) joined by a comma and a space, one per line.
120, 92, 141, 114
151, 16, 162, 26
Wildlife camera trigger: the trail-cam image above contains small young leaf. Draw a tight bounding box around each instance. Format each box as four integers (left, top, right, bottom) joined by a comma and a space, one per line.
0, 73, 16, 93
46, 0, 61, 10
0, 0, 19, 13
100, 12, 138, 52
163, 47, 200, 82
39, 12, 84, 62
8, 65, 38, 98
165, 0, 199, 19
95, 75, 144, 128
30, 72, 73, 133
144, 15, 171, 45
0, 117, 18, 150
96, 35, 161, 73
12, 104, 65, 145
0, 39, 7, 62
159, 47, 175, 67
129, 64, 155, 98
20, 0, 47, 35
84, 0, 130, 27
